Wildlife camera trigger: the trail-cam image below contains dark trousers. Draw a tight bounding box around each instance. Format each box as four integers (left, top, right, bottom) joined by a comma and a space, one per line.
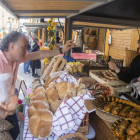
5, 113, 20, 140
32, 67, 35, 75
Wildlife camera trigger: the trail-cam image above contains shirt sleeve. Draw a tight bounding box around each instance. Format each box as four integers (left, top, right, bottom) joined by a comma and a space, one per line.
0, 59, 3, 73
116, 56, 138, 83
22, 52, 30, 63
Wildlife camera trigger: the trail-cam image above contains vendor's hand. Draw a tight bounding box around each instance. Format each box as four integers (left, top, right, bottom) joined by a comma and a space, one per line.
138, 77, 140, 82
62, 40, 74, 53
108, 61, 120, 73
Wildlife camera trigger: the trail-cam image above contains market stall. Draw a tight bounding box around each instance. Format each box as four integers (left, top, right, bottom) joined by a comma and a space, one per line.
2, 0, 140, 139
16, 51, 140, 140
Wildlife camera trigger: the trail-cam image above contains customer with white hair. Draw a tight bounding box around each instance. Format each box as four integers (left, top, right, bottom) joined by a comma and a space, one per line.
0, 73, 19, 140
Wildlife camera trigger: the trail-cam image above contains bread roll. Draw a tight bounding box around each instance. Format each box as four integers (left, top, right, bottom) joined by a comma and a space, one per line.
30, 100, 50, 110
48, 82, 56, 89
32, 81, 41, 88
64, 88, 77, 100
50, 100, 62, 114
32, 78, 40, 84
56, 81, 67, 90
34, 86, 45, 95
30, 92, 48, 102
28, 106, 36, 118
33, 84, 42, 90
58, 83, 74, 100
28, 101, 50, 118
77, 89, 87, 96
45, 88, 59, 104
29, 109, 53, 139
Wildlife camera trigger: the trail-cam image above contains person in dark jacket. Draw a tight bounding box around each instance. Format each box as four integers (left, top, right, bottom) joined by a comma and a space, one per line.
24, 44, 31, 73
108, 40, 140, 83
30, 38, 41, 77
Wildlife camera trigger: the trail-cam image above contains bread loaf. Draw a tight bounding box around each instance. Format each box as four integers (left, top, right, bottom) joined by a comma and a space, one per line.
28, 106, 36, 118
28, 101, 50, 118
30, 100, 49, 109
33, 86, 45, 95
29, 109, 53, 139
48, 82, 56, 89
32, 78, 41, 84
58, 83, 74, 100
77, 89, 87, 96
33, 84, 42, 91
30, 92, 48, 102
64, 88, 77, 100
45, 88, 59, 104
56, 81, 67, 90
50, 100, 62, 114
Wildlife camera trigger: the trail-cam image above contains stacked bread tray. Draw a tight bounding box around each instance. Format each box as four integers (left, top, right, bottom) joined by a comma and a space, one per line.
89, 70, 131, 93
92, 96, 140, 123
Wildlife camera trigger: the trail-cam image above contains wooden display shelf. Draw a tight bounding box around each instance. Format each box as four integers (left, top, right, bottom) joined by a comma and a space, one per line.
89, 112, 115, 140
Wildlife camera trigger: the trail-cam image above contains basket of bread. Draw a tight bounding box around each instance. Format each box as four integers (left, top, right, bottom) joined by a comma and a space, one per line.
111, 118, 140, 140
92, 96, 140, 123
26, 72, 91, 139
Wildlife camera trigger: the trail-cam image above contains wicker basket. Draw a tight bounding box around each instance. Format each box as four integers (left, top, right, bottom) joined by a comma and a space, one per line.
77, 113, 89, 135
58, 132, 88, 140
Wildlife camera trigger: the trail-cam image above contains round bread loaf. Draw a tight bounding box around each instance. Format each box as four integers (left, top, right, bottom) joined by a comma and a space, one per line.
58, 83, 74, 100
45, 88, 59, 105
33, 84, 42, 91
34, 86, 45, 95
56, 81, 67, 90
48, 82, 56, 89
50, 100, 62, 114
32, 78, 40, 84
30, 92, 48, 102
64, 88, 77, 100
28, 101, 50, 118
29, 109, 53, 139
32, 81, 41, 88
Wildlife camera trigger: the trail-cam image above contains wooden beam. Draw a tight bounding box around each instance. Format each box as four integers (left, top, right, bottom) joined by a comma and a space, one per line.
19, 16, 66, 19
9, 0, 109, 1
13, 10, 79, 14
66, 18, 72, 56
42, 28, 45, 46
38, 30, 40, 40
67, 1, 114, 18
72, 15, 140, 28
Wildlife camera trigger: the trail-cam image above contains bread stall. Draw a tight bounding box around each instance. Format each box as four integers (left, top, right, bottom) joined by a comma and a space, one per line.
21, 49, 140, 140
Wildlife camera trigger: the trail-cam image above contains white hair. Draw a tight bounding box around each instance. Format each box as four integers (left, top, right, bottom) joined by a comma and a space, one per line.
0, 73, 12, 104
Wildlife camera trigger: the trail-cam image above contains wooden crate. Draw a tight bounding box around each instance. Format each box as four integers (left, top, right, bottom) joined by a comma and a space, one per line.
125, 48, 139, 67
77, 113, 89, 135
89, 70, 131, 93
41, 56, 67, 80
